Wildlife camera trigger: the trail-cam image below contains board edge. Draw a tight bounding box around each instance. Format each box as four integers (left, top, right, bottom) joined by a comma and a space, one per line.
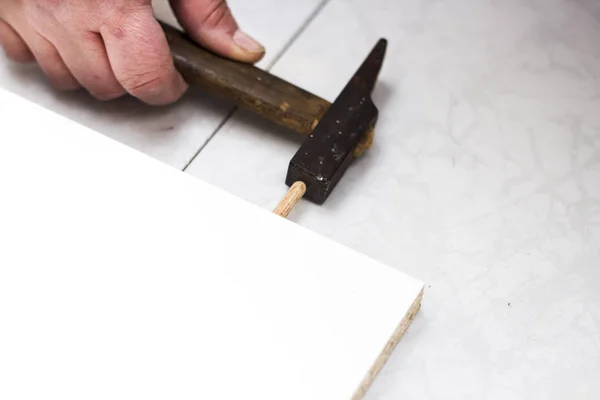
351, 287, 424, 400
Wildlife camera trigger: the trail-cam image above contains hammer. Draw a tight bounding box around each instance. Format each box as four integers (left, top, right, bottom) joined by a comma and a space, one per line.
159, 22, 387, 217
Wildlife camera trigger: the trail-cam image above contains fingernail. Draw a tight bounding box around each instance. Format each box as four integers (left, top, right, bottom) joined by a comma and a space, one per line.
233, 30, 265, 54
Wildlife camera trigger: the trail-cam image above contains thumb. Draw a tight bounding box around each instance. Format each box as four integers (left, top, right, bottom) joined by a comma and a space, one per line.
169, 0, 265, 63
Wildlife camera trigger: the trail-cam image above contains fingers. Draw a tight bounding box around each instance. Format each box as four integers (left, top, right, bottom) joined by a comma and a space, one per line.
2, 3, 189, 105
56, 32, 125, 101
170, 0, 265, 63
1, 17, 79, 91
100, 8, 188, 105
0, 19, 34, 63
24, 29, 80, 91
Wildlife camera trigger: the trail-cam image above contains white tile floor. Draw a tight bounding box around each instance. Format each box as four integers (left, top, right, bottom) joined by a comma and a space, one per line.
2, 0, 599, 398
190, 1, 600, 398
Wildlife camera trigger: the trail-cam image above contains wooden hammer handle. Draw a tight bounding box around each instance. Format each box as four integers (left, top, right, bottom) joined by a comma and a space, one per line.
160, 21, 331, 136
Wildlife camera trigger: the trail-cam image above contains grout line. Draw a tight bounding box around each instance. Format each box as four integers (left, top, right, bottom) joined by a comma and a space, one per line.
264, 0, 332, 71
182, 107, 237, 171
181, 0, 332, 171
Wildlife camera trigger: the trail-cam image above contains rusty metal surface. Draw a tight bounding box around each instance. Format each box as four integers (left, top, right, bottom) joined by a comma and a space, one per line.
285, 39, 388, 204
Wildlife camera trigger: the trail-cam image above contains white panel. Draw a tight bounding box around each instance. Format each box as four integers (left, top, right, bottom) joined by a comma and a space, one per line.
0, 88, 423, 400
0, 0, 323, 169
187, 0, 600, 398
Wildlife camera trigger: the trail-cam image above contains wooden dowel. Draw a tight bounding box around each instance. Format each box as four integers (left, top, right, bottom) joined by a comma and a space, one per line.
273, 181, 306, 218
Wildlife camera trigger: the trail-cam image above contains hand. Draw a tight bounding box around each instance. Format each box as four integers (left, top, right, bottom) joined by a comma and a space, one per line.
0, 0, 265, 105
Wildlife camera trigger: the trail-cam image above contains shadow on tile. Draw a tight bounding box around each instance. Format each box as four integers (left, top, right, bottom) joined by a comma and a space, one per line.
5, 61, 231, 139
227, 107, 306, 147
372, 80, 396, 113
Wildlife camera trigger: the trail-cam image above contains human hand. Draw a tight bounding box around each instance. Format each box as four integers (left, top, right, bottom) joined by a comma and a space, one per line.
0, 0, 265, 105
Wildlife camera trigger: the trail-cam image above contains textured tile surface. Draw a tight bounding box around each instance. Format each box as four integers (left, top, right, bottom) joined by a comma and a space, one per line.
187, 0, 600, 398
0, 0, 323, 169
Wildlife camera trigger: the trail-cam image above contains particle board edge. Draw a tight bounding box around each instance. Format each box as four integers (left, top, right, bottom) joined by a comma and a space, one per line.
352, 287, 424, 400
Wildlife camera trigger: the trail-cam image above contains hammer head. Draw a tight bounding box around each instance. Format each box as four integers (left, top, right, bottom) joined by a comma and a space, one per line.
285, 39, 388, 205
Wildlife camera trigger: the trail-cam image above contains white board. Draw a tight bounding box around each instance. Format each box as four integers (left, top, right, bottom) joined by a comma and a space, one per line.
0, 88, 423, 400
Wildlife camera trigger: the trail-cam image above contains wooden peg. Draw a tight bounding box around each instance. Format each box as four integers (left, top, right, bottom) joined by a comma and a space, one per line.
273, 181, 306, 218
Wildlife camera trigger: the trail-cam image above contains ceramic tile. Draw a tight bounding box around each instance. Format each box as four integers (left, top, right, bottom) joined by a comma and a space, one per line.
187, 0, 600, 398
0, 0, 324, 168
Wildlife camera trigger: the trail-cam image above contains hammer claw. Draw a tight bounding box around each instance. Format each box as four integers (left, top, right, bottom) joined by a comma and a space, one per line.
354, 38, 388, 95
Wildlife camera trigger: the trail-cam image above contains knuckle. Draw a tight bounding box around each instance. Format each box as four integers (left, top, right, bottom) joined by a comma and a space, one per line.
121, 70, 166, 95
25, 0, 61, 16
200, 0, 231, 30
23, 0, 82, 34
23, 0, 57, 23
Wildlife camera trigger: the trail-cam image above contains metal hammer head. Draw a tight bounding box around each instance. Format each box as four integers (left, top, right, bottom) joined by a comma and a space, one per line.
285, 39, 388, 205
